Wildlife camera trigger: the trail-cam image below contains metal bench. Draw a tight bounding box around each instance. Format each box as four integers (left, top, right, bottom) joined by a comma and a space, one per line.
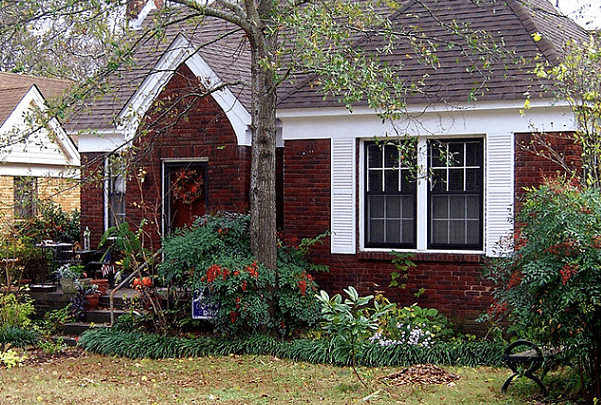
501, 339, 549, 396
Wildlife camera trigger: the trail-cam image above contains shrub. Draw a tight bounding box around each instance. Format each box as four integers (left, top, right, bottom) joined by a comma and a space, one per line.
369, 302, 456, 348
14, 200, 80, 244
483, 177, 601, 400
0, 327, 39, 348
0, 293, 35, 329
159, 212, 323, 337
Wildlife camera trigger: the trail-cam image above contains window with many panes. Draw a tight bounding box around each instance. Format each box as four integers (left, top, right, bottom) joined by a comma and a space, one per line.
106, 154, 126, 229
365, 138, 483, 251
365, 141, 417, 248
14, 176, 37, 219
428, 139, 483, 249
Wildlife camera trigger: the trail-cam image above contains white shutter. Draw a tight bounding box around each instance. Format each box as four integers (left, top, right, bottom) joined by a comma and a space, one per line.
486, 132, 514, 257
331, 137, 356, 254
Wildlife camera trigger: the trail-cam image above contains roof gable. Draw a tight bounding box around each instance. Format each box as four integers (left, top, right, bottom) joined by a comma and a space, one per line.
0, 84, 79, 176
118, 33, 251, 146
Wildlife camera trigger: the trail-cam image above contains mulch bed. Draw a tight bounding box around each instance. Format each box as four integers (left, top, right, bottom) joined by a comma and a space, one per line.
23, 346, 88, 366
379, 364, 461, 386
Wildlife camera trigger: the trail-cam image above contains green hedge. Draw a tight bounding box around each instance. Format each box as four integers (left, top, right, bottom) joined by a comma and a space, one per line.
0, 327, 40, 348
78, 328, 503, 367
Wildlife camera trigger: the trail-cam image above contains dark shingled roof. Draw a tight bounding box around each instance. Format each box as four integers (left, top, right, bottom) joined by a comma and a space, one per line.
67, 16, 251, 132
0, 72, 72, 126
277, 0, 589, 109
68, 0, 588, 131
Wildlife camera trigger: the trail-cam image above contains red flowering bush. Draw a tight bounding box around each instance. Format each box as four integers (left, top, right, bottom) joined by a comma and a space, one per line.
483, 177, 601, 399
159, 212, 324, 336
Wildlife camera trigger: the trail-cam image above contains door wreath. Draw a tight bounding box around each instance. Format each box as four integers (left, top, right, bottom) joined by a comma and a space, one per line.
171, 168, 204, 205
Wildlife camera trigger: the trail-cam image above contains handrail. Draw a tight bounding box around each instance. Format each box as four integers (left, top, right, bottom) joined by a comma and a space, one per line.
109, 250, 162, 326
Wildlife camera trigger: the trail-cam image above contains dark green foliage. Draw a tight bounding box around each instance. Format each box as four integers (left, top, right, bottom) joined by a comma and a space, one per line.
14, 201, 80, 244
78, 328, 503, 367
0, 327, 39, 348
482, 177, 601, 400
159, 212, 323, 337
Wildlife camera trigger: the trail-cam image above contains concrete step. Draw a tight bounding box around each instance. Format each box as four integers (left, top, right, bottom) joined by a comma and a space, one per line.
83, 309, 130, 323
62, 321, 110, 336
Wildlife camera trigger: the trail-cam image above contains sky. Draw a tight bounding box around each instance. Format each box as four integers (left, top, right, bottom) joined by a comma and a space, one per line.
556, 0, 601, 29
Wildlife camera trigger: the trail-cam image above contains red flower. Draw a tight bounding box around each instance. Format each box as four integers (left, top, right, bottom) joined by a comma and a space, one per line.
241, 281, 247, 291
560, 262, 579, 285
206, 264, 221, 283
506, 270, 522, 290
230, 311, 238, 323
298, 279, 307, 296
246, 261, 259, 279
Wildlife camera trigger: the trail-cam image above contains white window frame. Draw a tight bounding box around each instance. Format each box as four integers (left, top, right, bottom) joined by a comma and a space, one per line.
360, 136, 486, 254
104, 154, 127, 231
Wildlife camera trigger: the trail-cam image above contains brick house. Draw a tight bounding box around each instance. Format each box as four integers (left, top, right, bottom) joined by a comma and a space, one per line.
68, 0, 587, 327
0, 73, 79, 226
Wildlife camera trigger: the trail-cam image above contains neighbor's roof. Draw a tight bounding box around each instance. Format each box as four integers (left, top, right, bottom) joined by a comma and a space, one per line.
67, 0, 588, 131
0, 72, 73, 126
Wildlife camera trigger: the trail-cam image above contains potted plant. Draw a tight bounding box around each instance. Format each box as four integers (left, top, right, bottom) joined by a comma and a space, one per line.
83, 284, 101, 310
54, 264, 79, 294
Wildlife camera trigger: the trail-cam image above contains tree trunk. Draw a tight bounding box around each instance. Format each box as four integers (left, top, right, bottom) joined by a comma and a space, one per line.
247, 0, 278, 271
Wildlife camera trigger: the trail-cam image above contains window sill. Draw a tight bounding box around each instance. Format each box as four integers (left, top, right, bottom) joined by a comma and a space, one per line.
357, 250, 484, 263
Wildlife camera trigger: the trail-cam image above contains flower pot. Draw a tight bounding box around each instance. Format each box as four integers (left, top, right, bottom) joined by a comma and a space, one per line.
84, 294, 100, 310
91, 279, 109, 295
60, 277, 77, 294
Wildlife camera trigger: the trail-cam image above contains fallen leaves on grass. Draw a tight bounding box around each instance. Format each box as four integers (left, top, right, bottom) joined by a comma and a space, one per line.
379, 364, 461, 386
23, 347, 87, 366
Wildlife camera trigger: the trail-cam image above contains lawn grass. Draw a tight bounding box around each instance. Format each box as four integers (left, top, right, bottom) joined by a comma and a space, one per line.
0, 352, 546, 404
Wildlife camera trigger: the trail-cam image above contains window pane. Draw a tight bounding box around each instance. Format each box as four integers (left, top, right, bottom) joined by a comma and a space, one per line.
14, 177, 36, 218
385, 169, 399, 192
465, 142, 482, 166
369, 196, 385, 217
368, 171, 382, 193
448, 169, 464, 191
402, 196, 414, 218
386, 220, 401, 243
465, 169, 481, 191
448, 143, 464, 165
449, 220, 466, 244
429, 142, 446, 167
386, 196, 401, 218
369, 220, 384, 243
431, 220, 448, 245
467, 221, 480, 245
368, 144, 382, 168
449, 196, 465, 219
431, 169, 447, 192
400, 169, 415, 192
466, 196, 480, 218
431, 196, 448, 219
384, 145, 398, 167
402, 220, 415, 244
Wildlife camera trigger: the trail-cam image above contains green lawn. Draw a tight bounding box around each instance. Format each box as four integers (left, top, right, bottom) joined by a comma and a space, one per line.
0, 352, 546, 404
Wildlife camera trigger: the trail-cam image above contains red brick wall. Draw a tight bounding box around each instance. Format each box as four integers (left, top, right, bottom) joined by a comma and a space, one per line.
80, 152, 106, 247
80, 64, 251, 251
514, 132, 581, 199
282, 139, 492, 327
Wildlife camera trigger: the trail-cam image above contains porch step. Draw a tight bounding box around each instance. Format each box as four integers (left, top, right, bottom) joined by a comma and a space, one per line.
62, 321, 110, 336
83, 309, 130, 323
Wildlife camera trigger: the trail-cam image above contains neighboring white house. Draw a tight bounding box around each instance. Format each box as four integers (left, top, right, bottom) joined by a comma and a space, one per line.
0, 72, 80, 224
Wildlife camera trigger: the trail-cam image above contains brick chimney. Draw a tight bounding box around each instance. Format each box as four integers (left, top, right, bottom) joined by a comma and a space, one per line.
127, 0, 165, 29
127, 0, 164, 19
